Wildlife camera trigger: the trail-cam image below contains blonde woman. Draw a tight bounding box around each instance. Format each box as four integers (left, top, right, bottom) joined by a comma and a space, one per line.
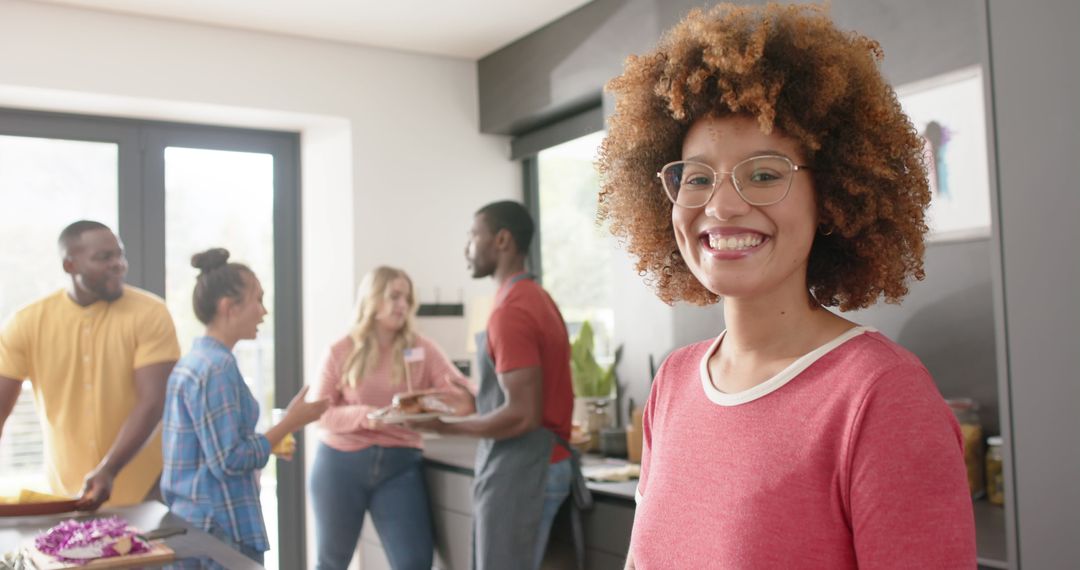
310, 266, 471, 570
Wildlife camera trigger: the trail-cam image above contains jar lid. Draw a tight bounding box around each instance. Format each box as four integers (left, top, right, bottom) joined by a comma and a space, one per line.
988, 435, 1003, 446
945, 397, 979, 410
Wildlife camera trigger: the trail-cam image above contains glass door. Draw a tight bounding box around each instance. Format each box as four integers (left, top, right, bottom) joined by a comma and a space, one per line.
143, 123, 302, 570
162, 146, 281, 566
0, 109, 303, 569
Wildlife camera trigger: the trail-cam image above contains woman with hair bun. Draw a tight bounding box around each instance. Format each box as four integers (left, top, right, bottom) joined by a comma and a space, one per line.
309, 266, 473, 570
598, 4, 976, 568
161, 248, 328, 564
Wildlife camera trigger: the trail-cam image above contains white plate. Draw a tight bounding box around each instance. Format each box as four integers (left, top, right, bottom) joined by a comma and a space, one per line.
366, 411, 441, 424
438, 414, 478, 424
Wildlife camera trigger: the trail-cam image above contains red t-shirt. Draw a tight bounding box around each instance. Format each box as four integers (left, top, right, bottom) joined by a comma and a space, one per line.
486, 274, 573, 463
632, 327, 976, 568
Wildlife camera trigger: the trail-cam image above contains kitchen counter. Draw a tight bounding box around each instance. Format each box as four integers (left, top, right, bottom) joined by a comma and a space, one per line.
0, 501, 261, 569
421, 434, 639, 502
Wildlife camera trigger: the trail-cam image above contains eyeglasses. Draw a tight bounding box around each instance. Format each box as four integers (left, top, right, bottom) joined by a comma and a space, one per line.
657, 155, 810, 208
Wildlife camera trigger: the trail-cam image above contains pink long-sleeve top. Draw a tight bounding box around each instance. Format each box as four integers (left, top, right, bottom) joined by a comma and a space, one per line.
315, 333, 467, 452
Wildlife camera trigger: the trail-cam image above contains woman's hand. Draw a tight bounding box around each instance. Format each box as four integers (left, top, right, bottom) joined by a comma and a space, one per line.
272, 433, 296, 461
282, 385, 330, 430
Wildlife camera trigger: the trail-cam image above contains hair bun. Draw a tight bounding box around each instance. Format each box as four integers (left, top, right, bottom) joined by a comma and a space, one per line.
191, 248, 231, 272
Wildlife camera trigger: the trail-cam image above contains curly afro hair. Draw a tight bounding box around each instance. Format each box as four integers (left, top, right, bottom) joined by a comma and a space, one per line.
597, 3, 929, 311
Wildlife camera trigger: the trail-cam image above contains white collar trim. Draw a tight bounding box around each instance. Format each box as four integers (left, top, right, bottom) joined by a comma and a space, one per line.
699, 325, 875, 407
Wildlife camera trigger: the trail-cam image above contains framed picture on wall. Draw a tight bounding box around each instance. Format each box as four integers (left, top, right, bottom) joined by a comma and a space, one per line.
896, 65, 992, 242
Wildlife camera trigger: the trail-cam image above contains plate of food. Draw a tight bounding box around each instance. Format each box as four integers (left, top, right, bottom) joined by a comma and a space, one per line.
0, 490, 79, 518
438, 414, 478, 424
368, 390, 469, 425
25, 516, 177, 569
367, 409, 442, 424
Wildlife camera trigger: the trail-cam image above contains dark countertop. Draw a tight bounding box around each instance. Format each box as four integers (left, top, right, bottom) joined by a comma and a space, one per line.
422, 435, 639, 502
0, 501, 261, 569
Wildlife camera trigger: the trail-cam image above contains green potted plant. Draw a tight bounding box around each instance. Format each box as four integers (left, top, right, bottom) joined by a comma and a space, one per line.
570, 321, 622, 451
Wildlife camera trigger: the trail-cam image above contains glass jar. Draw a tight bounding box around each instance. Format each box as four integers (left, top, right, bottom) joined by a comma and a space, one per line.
572, 397, 614, 452
985, 436, 1005, 506
946, 398, 984, 499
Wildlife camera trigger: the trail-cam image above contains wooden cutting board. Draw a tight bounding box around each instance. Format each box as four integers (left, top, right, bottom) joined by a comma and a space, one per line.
26, 541, 174, 569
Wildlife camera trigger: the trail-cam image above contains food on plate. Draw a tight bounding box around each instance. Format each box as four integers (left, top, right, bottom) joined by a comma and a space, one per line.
370, 390, 462, 420
583, 463, 641, 482
393, 391, 459, 415
34, 516, 150, 562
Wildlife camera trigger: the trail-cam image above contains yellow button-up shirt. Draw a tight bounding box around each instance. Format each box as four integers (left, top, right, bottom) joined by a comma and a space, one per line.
0, 286, 180, 505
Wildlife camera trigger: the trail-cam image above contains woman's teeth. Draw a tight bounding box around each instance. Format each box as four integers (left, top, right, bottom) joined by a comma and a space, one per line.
708, 234, 763, 251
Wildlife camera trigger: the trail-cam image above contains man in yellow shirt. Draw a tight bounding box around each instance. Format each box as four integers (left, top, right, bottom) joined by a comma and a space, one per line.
0, 220, 180, 509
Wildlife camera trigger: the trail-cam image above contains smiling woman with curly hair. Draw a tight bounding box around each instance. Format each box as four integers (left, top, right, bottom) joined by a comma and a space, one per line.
599, 4, 976, 568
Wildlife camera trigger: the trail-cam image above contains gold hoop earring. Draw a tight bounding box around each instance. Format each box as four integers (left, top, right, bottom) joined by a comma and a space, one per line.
819, 225, 835, 236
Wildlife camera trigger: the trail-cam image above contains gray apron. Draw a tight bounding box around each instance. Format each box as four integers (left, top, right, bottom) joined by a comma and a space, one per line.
471, 273, 554, 570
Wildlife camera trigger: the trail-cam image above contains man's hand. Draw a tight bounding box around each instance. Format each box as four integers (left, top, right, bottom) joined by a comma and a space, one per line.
405, 417, 454, 434
437, 376, 477, 416
403, 367, 541, 440
75, 468, 114, 511
82, 360, 173, 509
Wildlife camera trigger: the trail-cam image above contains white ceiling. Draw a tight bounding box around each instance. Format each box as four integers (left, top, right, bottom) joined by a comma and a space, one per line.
28, 0, 594, 59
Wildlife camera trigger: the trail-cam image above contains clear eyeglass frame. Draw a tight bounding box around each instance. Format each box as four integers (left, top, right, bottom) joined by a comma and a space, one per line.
656, 154, 811, 208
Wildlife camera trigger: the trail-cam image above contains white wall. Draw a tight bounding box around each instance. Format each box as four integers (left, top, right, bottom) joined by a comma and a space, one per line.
0, 0, 518, 565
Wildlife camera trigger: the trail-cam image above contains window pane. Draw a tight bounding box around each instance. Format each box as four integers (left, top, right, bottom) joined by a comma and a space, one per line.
0, 134, 118, 492
537, 131, 615, 357
163, 147, 279, 568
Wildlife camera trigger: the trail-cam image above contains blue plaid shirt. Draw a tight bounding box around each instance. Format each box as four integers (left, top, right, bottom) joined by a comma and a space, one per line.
162, 336, 271, 553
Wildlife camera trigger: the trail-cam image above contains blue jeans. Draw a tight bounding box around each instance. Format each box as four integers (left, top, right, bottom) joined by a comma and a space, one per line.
533, 458, 572, 569
310, 443, 434, 570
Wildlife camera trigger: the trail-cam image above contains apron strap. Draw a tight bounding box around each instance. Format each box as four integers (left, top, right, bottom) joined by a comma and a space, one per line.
550, 432, 593, 570
495, 272, 536, 305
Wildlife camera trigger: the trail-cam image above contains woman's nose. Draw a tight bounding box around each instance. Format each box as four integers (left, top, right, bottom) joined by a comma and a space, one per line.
704, 176, 751, 221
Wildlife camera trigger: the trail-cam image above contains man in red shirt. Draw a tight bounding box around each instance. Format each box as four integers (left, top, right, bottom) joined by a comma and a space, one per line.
416, 201, 574, 570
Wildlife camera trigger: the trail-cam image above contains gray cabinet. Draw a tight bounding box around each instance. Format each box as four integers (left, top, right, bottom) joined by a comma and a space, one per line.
545, 498, 635, 570
986, 0, 1080, 567
426, 468, 473, 570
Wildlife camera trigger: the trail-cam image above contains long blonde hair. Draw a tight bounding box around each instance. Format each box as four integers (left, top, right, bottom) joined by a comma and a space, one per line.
342, 266, 418, 388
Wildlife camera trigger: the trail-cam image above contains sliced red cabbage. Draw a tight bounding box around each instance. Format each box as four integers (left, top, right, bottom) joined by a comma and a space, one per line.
34, 516, 150, 562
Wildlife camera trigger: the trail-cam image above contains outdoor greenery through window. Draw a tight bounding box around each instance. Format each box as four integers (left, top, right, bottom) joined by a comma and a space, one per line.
537, 131, 616, 367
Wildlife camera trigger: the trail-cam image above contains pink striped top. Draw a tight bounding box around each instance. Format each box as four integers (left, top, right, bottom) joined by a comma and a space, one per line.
315, 333, 468, 452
